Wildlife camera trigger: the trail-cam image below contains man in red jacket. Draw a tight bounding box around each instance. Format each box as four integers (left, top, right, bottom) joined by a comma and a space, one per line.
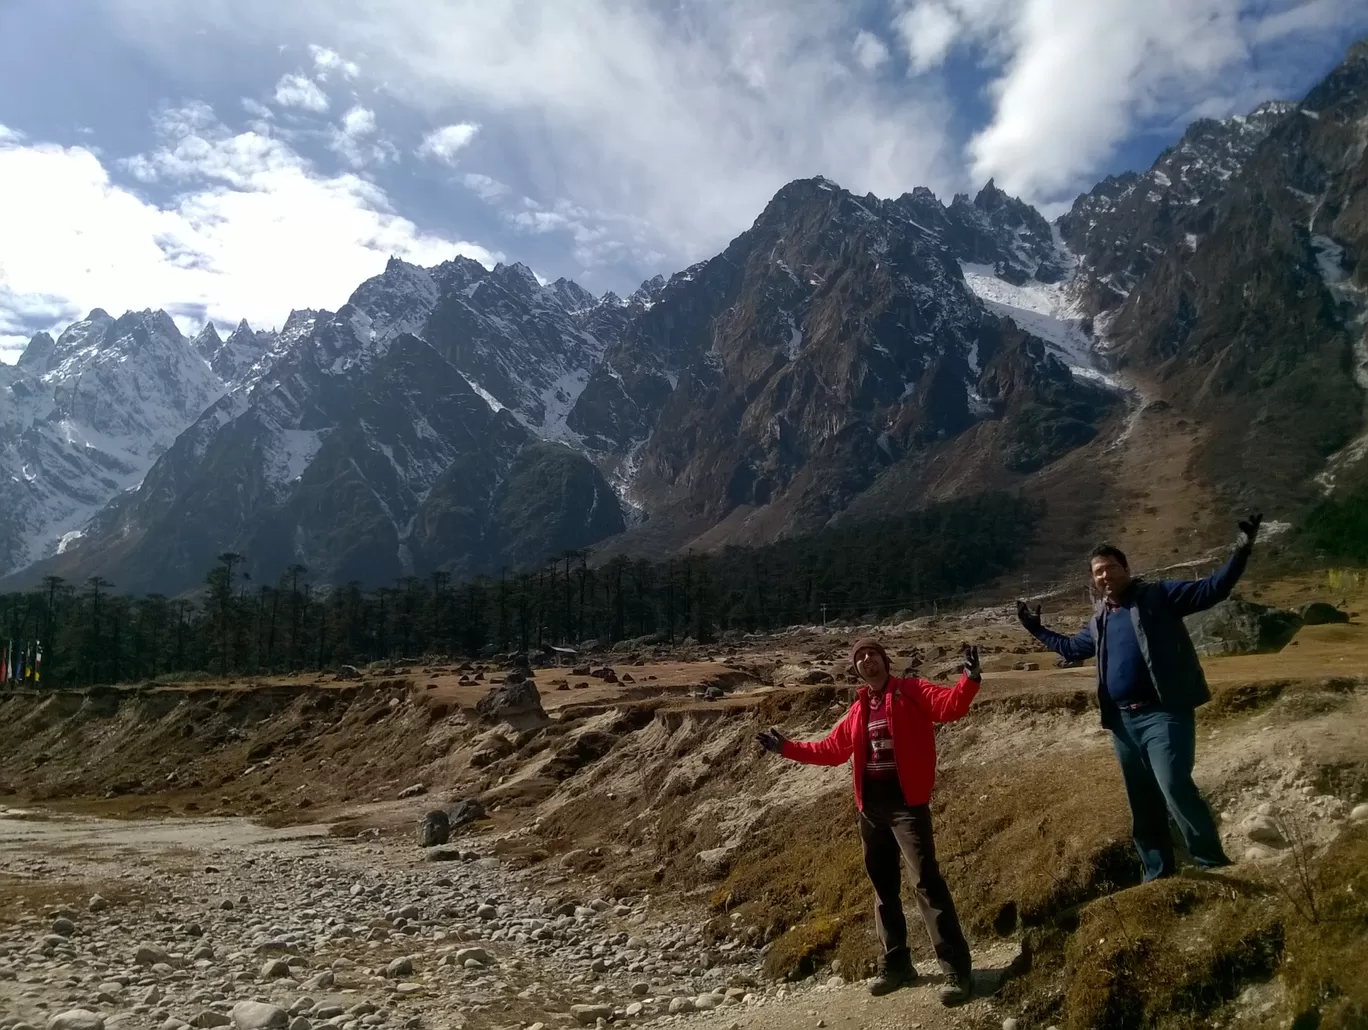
757, 638, 981, 1005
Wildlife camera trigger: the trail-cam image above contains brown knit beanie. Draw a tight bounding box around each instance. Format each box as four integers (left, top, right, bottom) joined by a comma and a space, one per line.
850, 638, 890, 672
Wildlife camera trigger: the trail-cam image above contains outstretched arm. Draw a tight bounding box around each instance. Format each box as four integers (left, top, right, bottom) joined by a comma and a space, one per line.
1161, 516, 1260, 616
1035, 622, 1097, 662
1019, 601, 1096, 662
775, 708, 856, 767
911, 673, 982, 723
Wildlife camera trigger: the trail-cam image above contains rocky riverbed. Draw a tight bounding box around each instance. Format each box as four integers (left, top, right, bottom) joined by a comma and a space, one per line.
0, 808, 792, 1030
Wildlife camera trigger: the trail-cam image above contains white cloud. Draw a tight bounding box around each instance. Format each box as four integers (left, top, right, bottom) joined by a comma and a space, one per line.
273, 72, 329, 112
416, 123, 480, 165
876, 0, 1368, 204
89, 0, 1368, 269
241, 97, 275, 118
308, 43, 359, 78
852, 30, 891, 71
461, 172, 510, 200
894, 2, 962, 73
0, 108, 495, 356
341, 105, 376, 137
97, 0, 961, 273
328, 105, 395, 168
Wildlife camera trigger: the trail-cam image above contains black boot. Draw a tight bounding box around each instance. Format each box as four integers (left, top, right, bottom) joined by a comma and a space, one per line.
868, 949, 918, 996
938, 967, 974, 1006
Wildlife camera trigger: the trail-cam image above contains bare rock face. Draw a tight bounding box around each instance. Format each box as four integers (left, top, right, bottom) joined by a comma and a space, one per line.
474, 679, 547, 727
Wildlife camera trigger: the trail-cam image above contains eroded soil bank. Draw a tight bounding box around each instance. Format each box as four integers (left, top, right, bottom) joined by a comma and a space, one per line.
2, 602, 1367, 1030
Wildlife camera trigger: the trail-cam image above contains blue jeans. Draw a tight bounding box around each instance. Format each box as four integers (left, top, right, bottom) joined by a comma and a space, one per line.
1110, 706, 1229, 881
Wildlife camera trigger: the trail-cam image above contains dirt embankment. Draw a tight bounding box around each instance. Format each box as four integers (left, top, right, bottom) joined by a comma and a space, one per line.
3, 613, 1368, 1030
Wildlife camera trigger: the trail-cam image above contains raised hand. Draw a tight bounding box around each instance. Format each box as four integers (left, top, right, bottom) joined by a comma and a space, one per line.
961, 644, 981, 681
756, 727, 788, 754
1015, 600, 1042, 634
1238, 512, 1263, 547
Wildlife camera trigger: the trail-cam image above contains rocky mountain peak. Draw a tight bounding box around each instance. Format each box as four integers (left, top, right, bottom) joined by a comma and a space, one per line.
112, 308, 183, 343
548, 277, 596, 313
1058, 96, 1296, 315
16, 331, 56, 372
492, 261, 542, 295
629, 274, 667, 308
192, 322, 223, 363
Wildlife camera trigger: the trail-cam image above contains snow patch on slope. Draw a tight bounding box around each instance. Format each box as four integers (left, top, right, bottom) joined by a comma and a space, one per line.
461, 374, 506, 413
959, 259, 1123, 391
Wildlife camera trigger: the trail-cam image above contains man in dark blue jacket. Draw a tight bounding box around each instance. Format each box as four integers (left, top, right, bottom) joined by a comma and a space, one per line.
1015, 514, 1262, 882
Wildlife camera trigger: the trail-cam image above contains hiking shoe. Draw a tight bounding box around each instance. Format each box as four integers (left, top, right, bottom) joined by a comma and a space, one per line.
938, 969, 974, 1007
867, 954, 918, 996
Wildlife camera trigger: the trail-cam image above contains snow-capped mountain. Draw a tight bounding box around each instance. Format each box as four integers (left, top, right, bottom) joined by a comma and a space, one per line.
0, 310, 229, 574
1059, 100, 1297, 317
7, 37, 1366, 594
30, 260, 629, 594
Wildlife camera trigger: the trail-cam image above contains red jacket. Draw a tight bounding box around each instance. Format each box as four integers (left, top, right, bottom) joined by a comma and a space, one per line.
781, 674, 980, 809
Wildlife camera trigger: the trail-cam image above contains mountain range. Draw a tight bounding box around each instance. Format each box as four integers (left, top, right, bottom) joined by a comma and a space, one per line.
3, 39, 1365, 596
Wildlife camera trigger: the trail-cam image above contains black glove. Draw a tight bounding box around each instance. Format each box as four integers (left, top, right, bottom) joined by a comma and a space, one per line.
1237, 512, 1263, 548
961, 644, 981, 681
1015, 600, 1042, 634
756, 728, 788, 754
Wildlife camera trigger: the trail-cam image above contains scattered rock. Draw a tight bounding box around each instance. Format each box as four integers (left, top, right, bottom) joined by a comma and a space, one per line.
46, 1012, 104, 1030
260, 958, 291, 978
1242, 813, 1286, 847
51, 917, 75, 936
87, 894, 109, 913
385, 957, 414, 978
423, 847, 463, 862
1350, 803, 1368, 823
190, 1015, 232, 1030
475, 679, 548, 726
569, 1006, 613, 1026
230, 1003, 288, 1030
697, 846, 736, 879
135, 945, 171, 966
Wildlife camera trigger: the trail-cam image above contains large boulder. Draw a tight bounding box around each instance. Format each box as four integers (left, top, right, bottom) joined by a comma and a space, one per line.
47, 1011, 104, 1030
448, 798, 486, 829
1296, 601, 1350, 625
418, 810, 449, 847
474, 679, 547, 727
1185, 599, 1302, 657
230, 1003, 287, 1030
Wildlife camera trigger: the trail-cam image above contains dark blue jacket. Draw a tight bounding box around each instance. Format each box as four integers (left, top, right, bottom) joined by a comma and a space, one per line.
1030, 543, 1252, 728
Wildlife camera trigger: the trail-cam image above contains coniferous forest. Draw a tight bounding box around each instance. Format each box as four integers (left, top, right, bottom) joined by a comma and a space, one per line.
0, 493, 1040, 688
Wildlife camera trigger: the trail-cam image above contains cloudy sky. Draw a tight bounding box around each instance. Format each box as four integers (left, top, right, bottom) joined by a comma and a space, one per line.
1, 0, 1365, 362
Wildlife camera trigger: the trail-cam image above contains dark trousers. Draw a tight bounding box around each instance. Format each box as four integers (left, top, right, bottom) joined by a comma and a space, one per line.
858, 782, 972, 977
1110, 706, 1229, 881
